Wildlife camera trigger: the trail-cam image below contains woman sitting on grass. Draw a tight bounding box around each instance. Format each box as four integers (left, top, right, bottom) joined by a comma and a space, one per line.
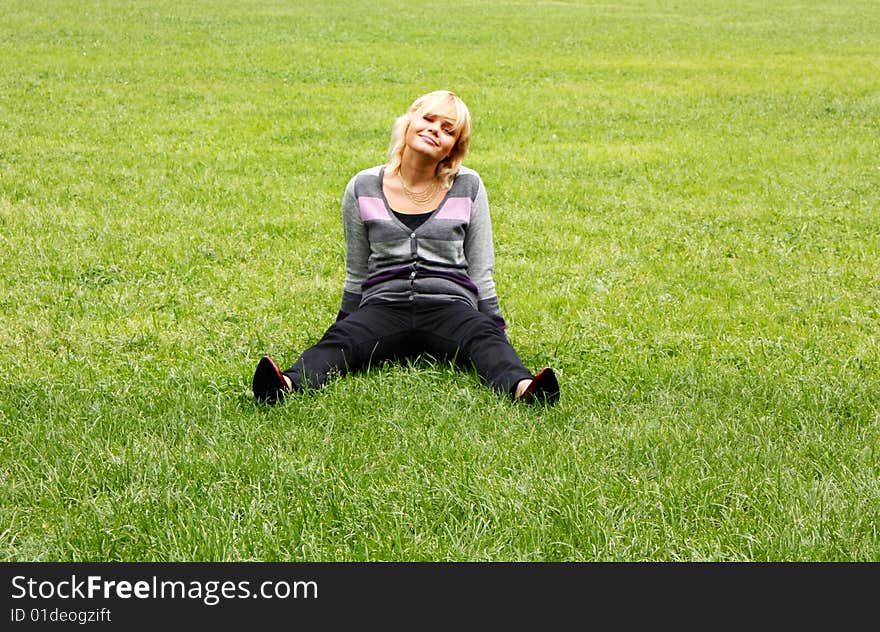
253, 90, 559, 406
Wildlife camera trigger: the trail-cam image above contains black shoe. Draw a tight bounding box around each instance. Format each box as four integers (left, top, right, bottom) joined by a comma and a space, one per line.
252, 355, 289, 404
521, 367, 560, 406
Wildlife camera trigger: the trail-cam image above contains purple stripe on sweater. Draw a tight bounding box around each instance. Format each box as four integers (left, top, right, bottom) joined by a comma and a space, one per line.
362, 266, 411, 289
435, 197, 472, 221
361, 267, 479, 295
414, 270, 479, 294
358, 196, 391, 221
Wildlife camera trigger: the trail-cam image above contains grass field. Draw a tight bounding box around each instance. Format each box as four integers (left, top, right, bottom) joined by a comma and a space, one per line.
1, 0, 878, 561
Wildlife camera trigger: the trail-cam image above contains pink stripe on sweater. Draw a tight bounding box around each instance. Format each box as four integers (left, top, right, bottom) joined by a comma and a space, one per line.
358, 196, 391, 221
435, 197, 472, 221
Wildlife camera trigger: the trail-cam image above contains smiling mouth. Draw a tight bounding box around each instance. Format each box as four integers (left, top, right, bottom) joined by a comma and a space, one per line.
419, 134, 439, 147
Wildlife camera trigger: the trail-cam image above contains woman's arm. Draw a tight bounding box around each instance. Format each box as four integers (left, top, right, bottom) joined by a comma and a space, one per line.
338, 176, 368, 320
464, 177, 507, 333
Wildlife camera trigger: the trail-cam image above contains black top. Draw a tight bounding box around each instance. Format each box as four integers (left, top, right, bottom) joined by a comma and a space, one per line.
392, 209, 436, 231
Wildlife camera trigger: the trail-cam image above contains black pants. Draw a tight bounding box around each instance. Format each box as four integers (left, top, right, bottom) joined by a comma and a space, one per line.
282, 299, 533, 397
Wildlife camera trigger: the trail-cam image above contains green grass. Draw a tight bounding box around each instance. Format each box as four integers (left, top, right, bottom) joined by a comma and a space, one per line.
1, 0, 878, 561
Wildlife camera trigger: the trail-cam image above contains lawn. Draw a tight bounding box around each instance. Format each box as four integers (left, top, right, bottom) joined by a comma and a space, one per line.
1, 0, 878, 560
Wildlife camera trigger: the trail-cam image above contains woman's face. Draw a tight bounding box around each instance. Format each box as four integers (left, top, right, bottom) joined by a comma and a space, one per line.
404, 108, 459, 163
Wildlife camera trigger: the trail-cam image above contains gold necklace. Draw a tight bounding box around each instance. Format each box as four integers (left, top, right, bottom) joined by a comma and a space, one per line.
399, 172, 442, 205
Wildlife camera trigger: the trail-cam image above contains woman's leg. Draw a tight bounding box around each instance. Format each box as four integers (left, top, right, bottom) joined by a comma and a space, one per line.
281, 303, 412, 392
414, 300, 534, 397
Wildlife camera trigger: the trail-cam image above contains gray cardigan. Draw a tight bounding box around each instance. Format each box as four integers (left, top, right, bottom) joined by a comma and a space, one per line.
338, 165, 505, 330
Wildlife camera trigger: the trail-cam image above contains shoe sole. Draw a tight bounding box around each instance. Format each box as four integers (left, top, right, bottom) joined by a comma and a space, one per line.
253, 355, 287, 404
525, 367, 560, 406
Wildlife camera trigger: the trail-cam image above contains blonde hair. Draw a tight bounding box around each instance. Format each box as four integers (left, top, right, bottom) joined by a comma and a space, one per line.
386, 90, 472, 189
